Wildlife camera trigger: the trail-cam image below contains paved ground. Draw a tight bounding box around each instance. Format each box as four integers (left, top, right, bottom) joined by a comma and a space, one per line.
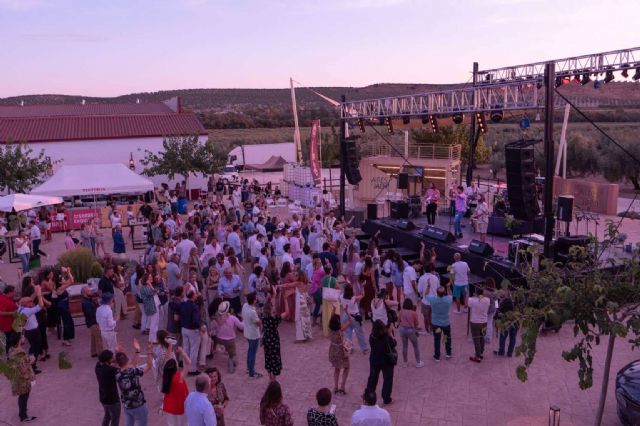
0, 228, 637, 425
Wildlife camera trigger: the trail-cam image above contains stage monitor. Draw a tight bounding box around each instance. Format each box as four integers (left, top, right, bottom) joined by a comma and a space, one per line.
421, 225, 455, 243
468, 239, 494, 257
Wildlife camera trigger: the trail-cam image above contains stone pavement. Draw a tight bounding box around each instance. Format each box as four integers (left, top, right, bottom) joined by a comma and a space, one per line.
0, 234, 637, 425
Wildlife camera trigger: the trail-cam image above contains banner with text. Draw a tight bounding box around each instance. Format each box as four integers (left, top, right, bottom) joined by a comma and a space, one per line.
309, 120, 321, 186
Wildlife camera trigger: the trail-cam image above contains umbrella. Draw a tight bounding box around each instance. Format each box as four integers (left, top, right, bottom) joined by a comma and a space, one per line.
0, 193, 64, 212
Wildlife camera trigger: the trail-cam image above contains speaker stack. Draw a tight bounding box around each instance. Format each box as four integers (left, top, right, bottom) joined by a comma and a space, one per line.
343, 139, 362, 185
556, 195, 574, 222
397, 172, 409, 190
505, 141, 540, 221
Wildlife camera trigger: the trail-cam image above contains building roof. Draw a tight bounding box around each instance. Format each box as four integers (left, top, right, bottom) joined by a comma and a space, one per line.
0, 102, 173, 118
0, 113, 207, 143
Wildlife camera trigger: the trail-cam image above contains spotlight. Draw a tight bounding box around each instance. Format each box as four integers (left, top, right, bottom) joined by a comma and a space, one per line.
594, 79, 602, 89
402, 115, 410, 125
485, 74, 492, 82
384, 117, 394, 135
632, 67, 640, 81
490, 107, 503, 123
420, 110, 429, 124
429, 115, 439, 133
357, 118, 366, 133
572, 75, 581, 84
452, 112, 463, 125
555, 77, 563, 88
580, 73, 591, 85
475, 112, 487, 133
604, 70, 615, 84
622, 69, 629, 78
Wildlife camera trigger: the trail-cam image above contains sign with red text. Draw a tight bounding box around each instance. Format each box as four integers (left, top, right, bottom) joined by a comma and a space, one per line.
69, 209, 100, 230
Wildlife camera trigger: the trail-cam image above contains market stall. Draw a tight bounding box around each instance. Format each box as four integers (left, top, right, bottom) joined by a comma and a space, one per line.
30, 163, 155, 231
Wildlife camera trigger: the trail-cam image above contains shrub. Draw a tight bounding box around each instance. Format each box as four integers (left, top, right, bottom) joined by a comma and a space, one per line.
90, 262, 103, 279
58, 248, 95, 283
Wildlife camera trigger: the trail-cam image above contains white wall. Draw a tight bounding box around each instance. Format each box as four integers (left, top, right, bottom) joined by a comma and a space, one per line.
28, 135, 210, 191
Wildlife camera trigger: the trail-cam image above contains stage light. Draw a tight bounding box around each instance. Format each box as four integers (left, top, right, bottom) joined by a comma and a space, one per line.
357, 118, 366, 133
384, 117, 394, 134
490, 108, 504, 123
572, 75, 580, 84
622, 69, 629, 78
429, 115, 439, 133
420, 110, 429, 124
452, 112, 463, 124
580, 73, 591, 85
632, 67, 640, 81
604, 70, 615, 83
555, 77, 563, 88
485, 74, 491, 82
402, 115, 410, 125
476, 112, 487, 133
594, 79, 602, 89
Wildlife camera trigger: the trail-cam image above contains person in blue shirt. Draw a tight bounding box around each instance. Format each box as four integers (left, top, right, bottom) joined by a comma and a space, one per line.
427, 286, 453, 361
218, 268, 243, 315
226, 225, 243, 262
319, 242, 339, 278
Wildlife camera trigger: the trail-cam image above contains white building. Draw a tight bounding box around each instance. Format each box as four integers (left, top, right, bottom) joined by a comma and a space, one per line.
0, 97, 209, 191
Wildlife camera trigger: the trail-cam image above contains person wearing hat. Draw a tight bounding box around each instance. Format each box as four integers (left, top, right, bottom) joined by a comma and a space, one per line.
81, 286, 103, 358
97, 293, 117, 351
214, 300, 244, 374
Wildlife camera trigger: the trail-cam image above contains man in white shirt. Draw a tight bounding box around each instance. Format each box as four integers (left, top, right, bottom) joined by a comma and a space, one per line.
350, 390, 391, 426
185, 374, 217, 426
28, 221, 47, 258
226, 224, 243, 261
176, 233, 197, 278
418, 263, 440, 333
450, 252, 471, 313
97, 294, 117, 351
164, 216, 177, 238
272, 230, 288, 269
468, 288, 490, 363
402, 260, 421, 307
258, 247, 269, 271
242, 293, 262, 379
250, 233, 264, 263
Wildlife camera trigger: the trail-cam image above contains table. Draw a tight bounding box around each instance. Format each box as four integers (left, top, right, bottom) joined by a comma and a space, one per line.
129, 220, 150, 250
5, 232, 19, 264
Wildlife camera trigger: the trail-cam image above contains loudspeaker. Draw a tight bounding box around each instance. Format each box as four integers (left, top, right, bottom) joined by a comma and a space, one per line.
343, 139, 362, 185
397, 172, 409, 189
554, 235, 591, 263
468, 239, 494, 257
396, 219, 415, 231
505, 141, 540, 220
421, 225, 455, 243
390, 201, 409, 219
367, 203, 378, 221
557, 195, 574, 222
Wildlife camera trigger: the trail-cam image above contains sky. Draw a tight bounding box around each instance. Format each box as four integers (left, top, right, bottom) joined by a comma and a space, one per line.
0, 0, 639, 98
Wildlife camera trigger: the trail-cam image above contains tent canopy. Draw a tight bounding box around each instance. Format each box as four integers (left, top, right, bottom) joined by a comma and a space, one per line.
31, 164, 154, 197
0, 193, 63, 212
244, 155, 288, 172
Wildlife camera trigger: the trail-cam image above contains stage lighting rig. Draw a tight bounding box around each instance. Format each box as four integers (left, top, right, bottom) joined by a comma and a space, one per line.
429, 115, 439, 133
604, 69, 615, 83
357, 118, 366, 133
420, 110, 429, 124
490, 107, 504, 123
633, 67, 640, 81
384, 117, 394, 134
476, 112, 487, 133
580, 73, 591, 85
402, 114, 410, 125
452, 111, 463, 124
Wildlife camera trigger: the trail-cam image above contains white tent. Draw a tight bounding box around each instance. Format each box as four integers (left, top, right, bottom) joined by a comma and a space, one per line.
0, 193, 64, 212
30, 164, 154, 197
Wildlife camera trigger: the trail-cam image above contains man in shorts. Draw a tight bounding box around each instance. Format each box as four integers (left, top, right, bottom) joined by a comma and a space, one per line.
450, 253, 470, 313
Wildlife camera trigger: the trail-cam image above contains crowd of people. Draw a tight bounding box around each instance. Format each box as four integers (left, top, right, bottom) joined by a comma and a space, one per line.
0, 177, 520, 425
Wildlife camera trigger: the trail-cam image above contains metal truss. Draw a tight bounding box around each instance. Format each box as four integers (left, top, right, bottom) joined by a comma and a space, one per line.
478, 47, 640, 85
341, 47, 640, 119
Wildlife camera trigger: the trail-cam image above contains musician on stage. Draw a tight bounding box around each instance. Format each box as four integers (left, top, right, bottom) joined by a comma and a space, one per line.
424, 182, 440, 226
471, 195, 489, 243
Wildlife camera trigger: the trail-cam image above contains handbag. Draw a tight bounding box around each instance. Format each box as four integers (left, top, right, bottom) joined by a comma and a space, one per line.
386, 336, 398, 366
342, 338, 353, 356
322, 286, 341, 302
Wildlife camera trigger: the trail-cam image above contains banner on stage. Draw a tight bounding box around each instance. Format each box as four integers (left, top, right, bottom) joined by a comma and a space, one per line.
309, 119, 321, 186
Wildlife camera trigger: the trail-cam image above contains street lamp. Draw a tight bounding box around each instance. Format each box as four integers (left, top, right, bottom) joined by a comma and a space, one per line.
129, 152, 135, 171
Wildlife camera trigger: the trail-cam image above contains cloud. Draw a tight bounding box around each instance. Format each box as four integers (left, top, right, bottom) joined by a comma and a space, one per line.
20, 32, 109, 43
0, 0, 43, 10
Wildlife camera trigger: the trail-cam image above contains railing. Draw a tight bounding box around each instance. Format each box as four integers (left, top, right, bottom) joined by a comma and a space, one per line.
360, 142, 461, 161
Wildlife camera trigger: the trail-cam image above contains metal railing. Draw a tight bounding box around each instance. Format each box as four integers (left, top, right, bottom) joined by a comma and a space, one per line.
360, 142, 461, 161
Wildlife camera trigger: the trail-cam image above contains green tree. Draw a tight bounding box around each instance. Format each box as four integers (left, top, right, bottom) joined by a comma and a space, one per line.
565, 133, 599, 177
0, 141, 52, 193
599, 132, 640, 190
509, 228, 640, 426
140, 135, 225, 197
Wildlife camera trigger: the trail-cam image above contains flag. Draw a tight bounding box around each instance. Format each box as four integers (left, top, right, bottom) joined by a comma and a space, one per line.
309, 120, 321, 186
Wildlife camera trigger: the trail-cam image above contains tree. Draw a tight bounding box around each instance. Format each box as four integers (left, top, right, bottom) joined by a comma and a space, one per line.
0, 141, 52, 193
508, 226, 640, 426
599, 131, 640, 190
140, 135, 225, 196
489, 150, 505, 179
565, 133, 599, 177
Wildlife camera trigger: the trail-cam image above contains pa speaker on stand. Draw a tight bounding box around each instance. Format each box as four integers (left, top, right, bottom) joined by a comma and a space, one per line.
397, 172, 409, 190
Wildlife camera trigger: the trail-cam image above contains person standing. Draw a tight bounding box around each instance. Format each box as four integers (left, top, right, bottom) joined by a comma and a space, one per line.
428, 286, 453, 361
28, 221, 47, 259
340, 284, 368, 354
82, 286, 104, 358
328, 314, 351, 396
95, 350, 121, 426
15, 230, 31, 273
350, 390, 392, 426
139, 274, 159, 343
113, 225, 126, 259
468, 288, 490, 363
365, 320, 397, 406
180, 291, 203, 376
0, 285, 18, 352
453, 186, 467, 239
176, 233, 197, 280
218, 268, 243, 315
417, 263, 440, 334
99, 265, 117, 296
307, 388, 338, 426
472, 194, 489, 243
214, 301, 243, 374
321, 266, 340, 337
167, 254, 183, 292
206, 367, 230, 426
115, 339, 153, 426
97, 293, 118, 352
450, 253, 470, 314
18, 289, 44, 375
424, 182, 440, 225
494, 289, 519, 358
7, 333, 37, 423
161, 349, 191, 426
402, 260, 420, 307
259, 381, 293, 426
184, 374, 217, 426
397, 299, 424, 368
242, 292, 262, 379
261, 301, 285, 382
